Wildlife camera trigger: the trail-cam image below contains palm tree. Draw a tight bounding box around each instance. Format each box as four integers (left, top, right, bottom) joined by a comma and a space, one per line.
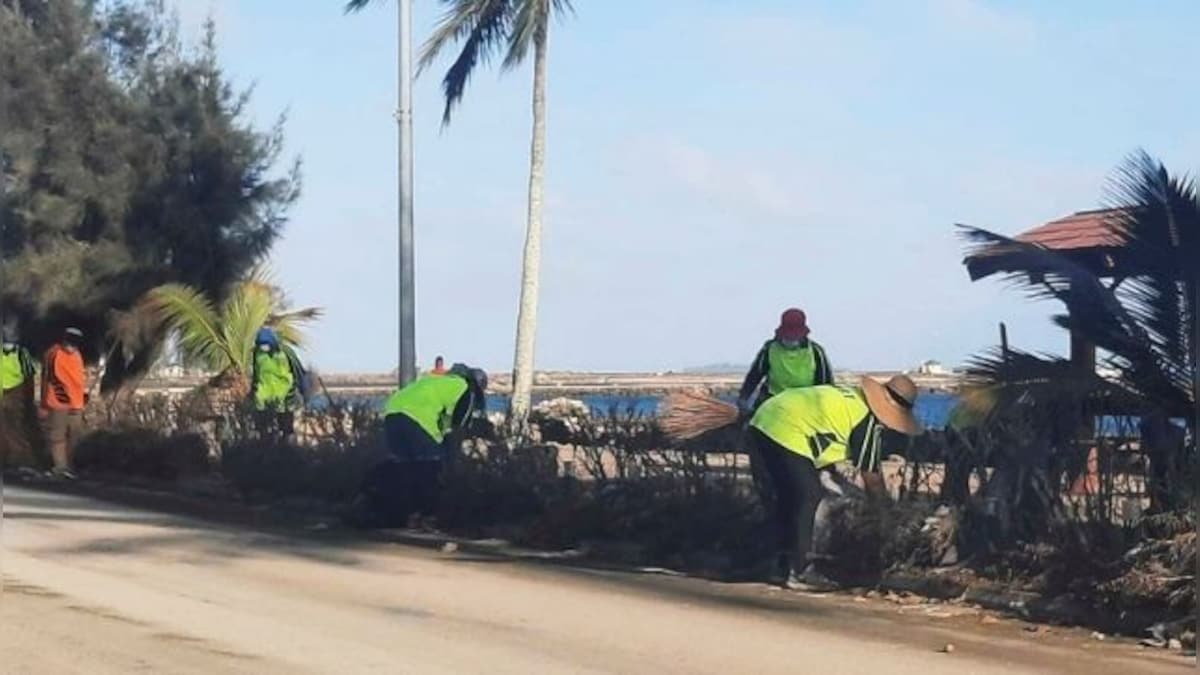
960, 152, 1197, 426
141, 271, 322, 403
956, 151, 1198, 522
347, 0, 576, 423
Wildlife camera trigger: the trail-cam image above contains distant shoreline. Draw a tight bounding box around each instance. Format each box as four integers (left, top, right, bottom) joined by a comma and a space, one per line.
139, 370, 963, 396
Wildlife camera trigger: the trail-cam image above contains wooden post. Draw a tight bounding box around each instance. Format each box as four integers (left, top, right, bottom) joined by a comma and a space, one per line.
1191, 278, 1198, 631
1069, 328, 1097, 374
1067, 296, 1098, 503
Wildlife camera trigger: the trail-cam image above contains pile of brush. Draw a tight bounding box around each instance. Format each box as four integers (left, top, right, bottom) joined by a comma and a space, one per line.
658, 390, 739, 442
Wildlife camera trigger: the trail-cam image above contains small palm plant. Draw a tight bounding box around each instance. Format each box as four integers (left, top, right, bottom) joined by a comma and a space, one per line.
142, 270, 321, 410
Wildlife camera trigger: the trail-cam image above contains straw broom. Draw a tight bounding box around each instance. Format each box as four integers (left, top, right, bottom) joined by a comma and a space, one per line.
658, 390, 739, 442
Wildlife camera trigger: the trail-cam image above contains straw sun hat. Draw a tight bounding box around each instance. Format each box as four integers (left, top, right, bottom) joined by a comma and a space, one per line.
860, 375, 923, 436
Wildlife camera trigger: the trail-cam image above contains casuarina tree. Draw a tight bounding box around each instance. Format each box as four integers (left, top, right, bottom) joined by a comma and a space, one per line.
0, 0, 300, 387
346, 0, 575, 423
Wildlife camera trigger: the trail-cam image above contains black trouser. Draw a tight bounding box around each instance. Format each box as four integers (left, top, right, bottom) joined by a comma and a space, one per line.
253, 410, 295, 439
751, 428, 824, 572
360, 415, 445, 525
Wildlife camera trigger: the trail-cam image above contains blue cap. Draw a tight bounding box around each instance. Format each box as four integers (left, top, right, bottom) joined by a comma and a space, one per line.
255, 327, 279, 346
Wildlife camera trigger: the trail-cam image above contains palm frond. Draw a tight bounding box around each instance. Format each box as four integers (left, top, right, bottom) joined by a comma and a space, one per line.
1105, 151, 1199, 367
959, 225, 1149, 343
270, 306, 324, 349
960, 347, 1138, 435
1099, 150, 1199, 414
147, 283, 230, 373
220, 280, 278, 374
419, 0, 511, 124
343, 0, 379, 14
503, 0, 543, 68
503, 0, 571, 69
961, 225, 1097, 299
418, 0, 505, 71
1106, 150, 1199, 285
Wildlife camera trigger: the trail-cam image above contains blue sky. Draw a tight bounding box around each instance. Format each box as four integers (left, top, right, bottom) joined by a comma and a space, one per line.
175, 0, 1198, 374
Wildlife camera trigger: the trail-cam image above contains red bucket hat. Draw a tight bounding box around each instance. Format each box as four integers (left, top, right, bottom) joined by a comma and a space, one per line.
775, 308, 810, 341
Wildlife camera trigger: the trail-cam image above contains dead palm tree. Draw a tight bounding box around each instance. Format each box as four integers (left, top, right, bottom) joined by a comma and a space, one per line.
347, 0, 575, 423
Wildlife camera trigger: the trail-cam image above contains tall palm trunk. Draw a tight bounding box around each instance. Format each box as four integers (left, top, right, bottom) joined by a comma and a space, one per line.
509, 32, 549, 422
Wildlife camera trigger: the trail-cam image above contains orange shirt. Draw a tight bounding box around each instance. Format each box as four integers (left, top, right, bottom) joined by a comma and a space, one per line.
42, 344, 86, 411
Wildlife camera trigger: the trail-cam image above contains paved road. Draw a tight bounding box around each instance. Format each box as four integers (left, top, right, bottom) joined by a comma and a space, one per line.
1, 485, 1189, 674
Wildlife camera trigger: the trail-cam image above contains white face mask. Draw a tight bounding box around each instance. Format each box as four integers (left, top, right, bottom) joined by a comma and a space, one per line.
779, 339, 804, 349
258, 344, 272, 352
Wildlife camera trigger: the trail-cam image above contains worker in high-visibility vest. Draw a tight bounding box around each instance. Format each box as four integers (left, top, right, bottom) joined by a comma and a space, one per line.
737, 308, 833, 416
248, 327, 308, 439
349, 364, 488, 528
749, 375, 922, 591
735, 308, 835, 509
0, 321, 38, 468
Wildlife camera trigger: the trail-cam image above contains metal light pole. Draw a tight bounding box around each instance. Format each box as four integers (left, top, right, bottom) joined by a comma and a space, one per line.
0, 151, 4, 501
396, 0, 417, 386
0, 151, 9, 334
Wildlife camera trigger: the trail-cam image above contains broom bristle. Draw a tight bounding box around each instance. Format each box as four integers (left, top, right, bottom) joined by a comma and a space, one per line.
658, 390, 739, 442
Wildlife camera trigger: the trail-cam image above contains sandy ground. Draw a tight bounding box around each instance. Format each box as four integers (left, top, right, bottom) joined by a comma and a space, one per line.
1, 485, 1190, 674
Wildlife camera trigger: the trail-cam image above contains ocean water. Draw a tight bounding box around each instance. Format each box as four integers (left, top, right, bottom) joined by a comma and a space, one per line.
315, 390, 1168, 437
320, 391, 962, 429
484, 393, 958, 429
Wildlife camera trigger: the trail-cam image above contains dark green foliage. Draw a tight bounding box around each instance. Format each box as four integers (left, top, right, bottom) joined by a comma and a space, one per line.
0, 0, 300, 381
74, 427, 210, 479
221, 405, 385, 504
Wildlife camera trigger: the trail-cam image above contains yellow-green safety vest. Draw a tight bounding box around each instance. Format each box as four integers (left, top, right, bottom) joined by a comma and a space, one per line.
766, 341, 818, 395
0, 346, 35, 392
750, 385, 873, 469
384, 374, 470, 443
253, 350, 295, 411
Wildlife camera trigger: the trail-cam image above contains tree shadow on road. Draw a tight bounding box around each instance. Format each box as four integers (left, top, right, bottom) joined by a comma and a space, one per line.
5, 487, 368, 569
